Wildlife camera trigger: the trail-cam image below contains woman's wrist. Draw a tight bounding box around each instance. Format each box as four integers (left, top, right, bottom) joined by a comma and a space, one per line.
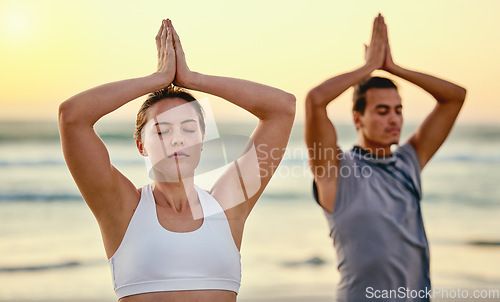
182, 71, 203, 90
149, 72, 174, 91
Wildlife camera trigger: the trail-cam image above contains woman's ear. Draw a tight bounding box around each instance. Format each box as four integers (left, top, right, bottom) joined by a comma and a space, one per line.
136, 139, 148, 157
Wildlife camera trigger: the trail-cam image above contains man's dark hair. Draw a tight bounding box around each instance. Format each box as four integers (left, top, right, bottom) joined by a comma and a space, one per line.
353, 77, 398, 114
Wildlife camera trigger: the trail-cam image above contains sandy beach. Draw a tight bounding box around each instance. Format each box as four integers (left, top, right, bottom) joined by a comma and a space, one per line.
1, 123, 499, 302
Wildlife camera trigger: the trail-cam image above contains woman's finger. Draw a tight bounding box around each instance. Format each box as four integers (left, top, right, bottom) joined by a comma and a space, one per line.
166, 22, 174, 52
156, 20, 165, 51
171, 25, 184, 56
160, 19, 168, 52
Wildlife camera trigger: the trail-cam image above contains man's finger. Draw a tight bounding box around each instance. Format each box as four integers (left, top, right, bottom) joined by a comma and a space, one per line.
371, 15, 378, 42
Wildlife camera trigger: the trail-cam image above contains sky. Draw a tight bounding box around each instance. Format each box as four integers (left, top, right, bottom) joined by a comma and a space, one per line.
1, 0, 499, 124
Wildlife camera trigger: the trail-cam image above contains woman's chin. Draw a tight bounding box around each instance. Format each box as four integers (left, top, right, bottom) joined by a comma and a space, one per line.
148, 167, 196, 182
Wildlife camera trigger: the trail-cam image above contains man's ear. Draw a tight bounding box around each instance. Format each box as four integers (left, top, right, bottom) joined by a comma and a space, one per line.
136, 140, 148, 157
353, 111, 363, 130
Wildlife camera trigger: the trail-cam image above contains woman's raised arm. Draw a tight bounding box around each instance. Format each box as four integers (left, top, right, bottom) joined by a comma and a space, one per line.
58, 20, 175, 223
170, 23, 296, 224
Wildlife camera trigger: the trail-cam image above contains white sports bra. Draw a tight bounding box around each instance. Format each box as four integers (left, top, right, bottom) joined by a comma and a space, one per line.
108, 184, 241, 299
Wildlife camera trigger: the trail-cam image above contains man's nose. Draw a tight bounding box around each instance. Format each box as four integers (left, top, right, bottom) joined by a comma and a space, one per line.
388, 111, 399, 123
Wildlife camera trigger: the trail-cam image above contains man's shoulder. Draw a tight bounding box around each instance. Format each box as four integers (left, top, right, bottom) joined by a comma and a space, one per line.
394, 142, 421, 170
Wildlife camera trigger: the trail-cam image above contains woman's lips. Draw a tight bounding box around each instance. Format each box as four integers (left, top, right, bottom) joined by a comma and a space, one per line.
168, 152, 189, 159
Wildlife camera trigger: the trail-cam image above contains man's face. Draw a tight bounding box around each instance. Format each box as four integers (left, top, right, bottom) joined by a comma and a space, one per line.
355, 88, 403, 148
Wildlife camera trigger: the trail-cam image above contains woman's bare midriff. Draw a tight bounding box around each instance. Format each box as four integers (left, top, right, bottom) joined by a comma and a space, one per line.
119, 290, 237, 302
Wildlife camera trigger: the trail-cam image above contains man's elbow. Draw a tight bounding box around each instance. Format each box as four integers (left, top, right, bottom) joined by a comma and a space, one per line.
442, 86, 466, 107
457, 87, 467, 104
305, 89, 324, 109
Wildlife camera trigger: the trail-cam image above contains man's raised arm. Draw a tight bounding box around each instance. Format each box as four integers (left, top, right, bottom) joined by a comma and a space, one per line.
382, 25, 466, 170
304, 14, 387, 212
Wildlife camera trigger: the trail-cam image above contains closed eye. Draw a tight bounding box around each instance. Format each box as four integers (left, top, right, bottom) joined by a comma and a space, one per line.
396, 106, 403, 115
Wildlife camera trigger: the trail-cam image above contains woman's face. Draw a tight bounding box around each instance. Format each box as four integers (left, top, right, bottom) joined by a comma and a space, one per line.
140, 97, 204, 182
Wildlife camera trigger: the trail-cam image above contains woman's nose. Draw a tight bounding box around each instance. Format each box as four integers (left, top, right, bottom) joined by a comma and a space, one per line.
170, 136, 185, 147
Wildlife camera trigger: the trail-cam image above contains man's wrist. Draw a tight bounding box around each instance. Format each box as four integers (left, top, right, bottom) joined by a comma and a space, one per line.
361, 62, 378, 74
388, 64, 406, 78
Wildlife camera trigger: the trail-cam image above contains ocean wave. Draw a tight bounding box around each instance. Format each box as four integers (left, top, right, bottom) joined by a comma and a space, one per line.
0, 191, 308, 203
467, 240, 500, 247
0, 155, 498, 169
0, 193, 83, 202
0, 159, 144, 167
1, 190, 499, 207
261, 192, 311, 201
0, 261, 82, 273
433, 155, 500, 163
282, 256, 328, 267
0, 132, 135, 142
0, 160, 66, 167
0, 192, 307, 203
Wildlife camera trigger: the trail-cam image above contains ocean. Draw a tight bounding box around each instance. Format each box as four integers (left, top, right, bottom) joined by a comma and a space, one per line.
0, 120, 499, 301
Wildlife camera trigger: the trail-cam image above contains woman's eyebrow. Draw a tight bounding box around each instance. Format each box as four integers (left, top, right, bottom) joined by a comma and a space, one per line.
153, 119, 196, 126
154, 121, 172, 126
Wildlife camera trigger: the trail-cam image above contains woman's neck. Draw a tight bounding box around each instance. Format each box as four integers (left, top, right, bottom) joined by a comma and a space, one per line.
152, 179, 198, 213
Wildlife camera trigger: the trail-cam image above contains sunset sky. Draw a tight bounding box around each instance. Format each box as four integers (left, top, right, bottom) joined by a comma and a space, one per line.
1, 0, 499, 124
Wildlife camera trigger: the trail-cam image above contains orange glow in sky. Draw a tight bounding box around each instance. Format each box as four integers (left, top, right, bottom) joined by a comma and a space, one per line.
0, 0, 499, 123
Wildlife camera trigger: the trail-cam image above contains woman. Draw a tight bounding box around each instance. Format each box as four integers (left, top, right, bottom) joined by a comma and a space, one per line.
58, 19, 295, 301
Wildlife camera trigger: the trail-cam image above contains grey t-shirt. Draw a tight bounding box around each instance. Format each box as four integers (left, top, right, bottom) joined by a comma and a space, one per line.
313, 143, 430, 302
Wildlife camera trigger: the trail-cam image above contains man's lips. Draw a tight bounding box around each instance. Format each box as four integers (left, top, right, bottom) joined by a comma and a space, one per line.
386, 128, 400, 134
168, 152, 190, 159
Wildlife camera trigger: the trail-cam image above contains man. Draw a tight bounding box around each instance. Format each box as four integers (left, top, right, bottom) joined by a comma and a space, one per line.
304, 14, 466, 301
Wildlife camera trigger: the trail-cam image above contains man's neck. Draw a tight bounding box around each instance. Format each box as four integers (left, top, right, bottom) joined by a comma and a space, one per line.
356, 140, 393, 157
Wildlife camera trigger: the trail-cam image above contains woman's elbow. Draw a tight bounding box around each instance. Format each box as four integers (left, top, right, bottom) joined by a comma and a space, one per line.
281, 92, 296, 117
259, 92, 295, 122
58, 99, 81, 126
